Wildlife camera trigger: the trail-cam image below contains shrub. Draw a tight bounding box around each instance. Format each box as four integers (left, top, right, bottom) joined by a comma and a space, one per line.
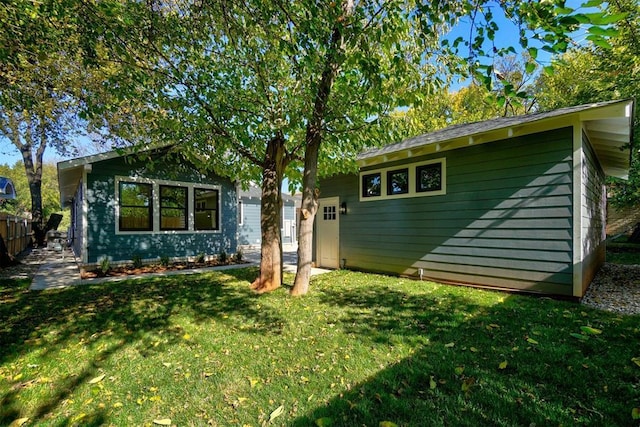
99, 257, 111, 276
218, 249, 228, 264
235, 249, 243, 262
195, 253, 205, 263
159, 255, 170, 267
132, 254, 143, 269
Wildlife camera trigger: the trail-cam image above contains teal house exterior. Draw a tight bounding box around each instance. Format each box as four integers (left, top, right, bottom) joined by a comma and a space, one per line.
314, 100, 634, 298
58, 148, 238, 268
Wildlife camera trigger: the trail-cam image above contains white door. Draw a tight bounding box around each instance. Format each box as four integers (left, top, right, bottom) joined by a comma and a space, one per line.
316, 197, 340, 269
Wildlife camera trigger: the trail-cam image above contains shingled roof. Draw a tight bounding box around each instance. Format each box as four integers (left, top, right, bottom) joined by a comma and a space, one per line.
358, 99, 634, 179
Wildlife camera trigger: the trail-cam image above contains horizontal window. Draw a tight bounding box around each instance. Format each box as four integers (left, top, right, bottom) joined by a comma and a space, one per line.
115, 177, 221, 234
359, 158, 446, 202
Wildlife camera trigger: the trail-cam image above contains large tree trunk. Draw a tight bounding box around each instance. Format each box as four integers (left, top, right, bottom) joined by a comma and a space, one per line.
292, 2, 352, 295
291, 140, 320, 296
250, 137, 286, 293
20, 137, 46, 246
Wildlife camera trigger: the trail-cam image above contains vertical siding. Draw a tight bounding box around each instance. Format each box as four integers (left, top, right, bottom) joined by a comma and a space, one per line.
85, 154, 237, 264
580, 132, 606, 293
320, 127, 575, 295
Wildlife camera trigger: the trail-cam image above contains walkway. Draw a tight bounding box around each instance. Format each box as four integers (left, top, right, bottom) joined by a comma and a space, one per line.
1, 245, 330, 291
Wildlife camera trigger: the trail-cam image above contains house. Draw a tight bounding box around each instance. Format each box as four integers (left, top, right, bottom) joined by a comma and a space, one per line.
237, 185, 300, 249
57, 147, 238, 268
314, 99, 635, 298
0, 176, 16, 200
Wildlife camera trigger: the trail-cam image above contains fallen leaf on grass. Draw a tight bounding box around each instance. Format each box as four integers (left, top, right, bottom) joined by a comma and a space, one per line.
379, 422, 398, 427
631, 357, 640, 368
580, 326, 602, 335
632, 408, 640, 420
526, 338, 538, 345
269, 405, 284, 422
88, 374, 105, 384
454, 366, 465, 375
9, 418, 29, 427
444, 342, 455, 348
153, 418, 171, 425
571, 333, 589, 341
315, 417, 332, 426
498, 361, 508, 370
429, 376, 436, 390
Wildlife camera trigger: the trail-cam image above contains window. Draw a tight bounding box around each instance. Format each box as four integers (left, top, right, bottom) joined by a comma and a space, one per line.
194, 188, 219, 230
359, 158, 445, 201
323, 205, 336, 220
387, 168, 409, 195
119, 182, 152, 231
416, 163, 442, 193
160, 185, 187, 230
362, 172, 381, 198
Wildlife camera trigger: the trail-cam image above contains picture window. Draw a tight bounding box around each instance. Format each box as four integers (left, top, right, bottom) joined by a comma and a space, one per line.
387, 168, 409, 195
416, 163, 442, 193
362, 173, 381, 198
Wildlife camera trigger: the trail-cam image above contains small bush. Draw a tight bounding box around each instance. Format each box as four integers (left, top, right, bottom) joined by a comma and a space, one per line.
235, 249, 243, 262
159, 255, 170, 267
218, 250, 228, 264
132, 254, 143, 269
195, 253, 205, 263
99, 257, 111, 276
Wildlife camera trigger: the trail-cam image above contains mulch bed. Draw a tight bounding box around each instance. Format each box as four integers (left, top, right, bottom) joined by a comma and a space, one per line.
81, 258, 250, 279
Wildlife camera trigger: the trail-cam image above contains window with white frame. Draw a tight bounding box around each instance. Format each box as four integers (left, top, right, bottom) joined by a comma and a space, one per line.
359, 158, 446, 202
119, 181, 153, 231
194, 188, 219, 231
160, 185, 187, 230
115, 176, 221, 234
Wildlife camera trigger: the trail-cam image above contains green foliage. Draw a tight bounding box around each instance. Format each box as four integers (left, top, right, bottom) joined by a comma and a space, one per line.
159, 255, 170, 267
98, 257, 111, 275
195, 253, 205, 264
234, 250, 243, 263
218, 250, 228, 264
132, 254, 143, 269
0, 269, 639, 425
534, 0, 640, 208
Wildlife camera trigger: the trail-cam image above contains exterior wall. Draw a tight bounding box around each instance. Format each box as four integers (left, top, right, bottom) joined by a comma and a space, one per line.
580, 132, 606, 294
84, 154, 237, 264
319, 127, 575, 296
238, 197, 298, 247
238, 197, 261, 246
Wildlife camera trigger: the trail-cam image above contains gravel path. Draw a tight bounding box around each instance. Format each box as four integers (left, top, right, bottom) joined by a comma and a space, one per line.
581, 263, 640, 315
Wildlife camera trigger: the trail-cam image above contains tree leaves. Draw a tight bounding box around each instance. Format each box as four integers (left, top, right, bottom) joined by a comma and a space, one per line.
88, 374, 105, 384
269, 405, 284, 422
153, 418, 171, 425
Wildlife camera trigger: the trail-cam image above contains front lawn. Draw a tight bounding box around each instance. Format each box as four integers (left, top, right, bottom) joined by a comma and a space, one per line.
1, 268, 639, 426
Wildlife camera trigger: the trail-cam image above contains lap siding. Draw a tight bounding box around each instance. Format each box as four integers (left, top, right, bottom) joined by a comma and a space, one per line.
322, 127, 574, 294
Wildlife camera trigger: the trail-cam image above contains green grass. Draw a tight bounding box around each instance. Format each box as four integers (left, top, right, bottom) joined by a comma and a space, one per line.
1, 268, 640, 426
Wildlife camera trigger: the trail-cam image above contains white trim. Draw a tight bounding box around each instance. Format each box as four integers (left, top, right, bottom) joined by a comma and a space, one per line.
572, 121, 584, 297
359, 157, 446, 202
114, 175, 221, 235
81, 170, 89, 264
238, 200, 244, 226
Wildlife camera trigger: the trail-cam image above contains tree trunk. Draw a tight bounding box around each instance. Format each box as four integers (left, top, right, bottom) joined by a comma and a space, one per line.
292, 2, 352, 295
250, 137, 286, 293
291, 140, 320, 296
20, 142, 46, 246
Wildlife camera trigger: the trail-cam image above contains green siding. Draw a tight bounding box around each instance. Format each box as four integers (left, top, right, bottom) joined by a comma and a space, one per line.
320, 127, 575, 295
85, 153, 237, 264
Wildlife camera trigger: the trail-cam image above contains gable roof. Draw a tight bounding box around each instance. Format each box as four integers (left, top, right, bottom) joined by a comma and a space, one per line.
0, 176, 16, 200
358, 99, 635, 179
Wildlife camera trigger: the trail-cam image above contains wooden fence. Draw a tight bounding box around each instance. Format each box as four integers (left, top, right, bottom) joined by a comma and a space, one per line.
0, 213, 32, 257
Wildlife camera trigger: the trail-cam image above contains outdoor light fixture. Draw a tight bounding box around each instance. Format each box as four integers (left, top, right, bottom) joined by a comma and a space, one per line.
340, 202, 347, 215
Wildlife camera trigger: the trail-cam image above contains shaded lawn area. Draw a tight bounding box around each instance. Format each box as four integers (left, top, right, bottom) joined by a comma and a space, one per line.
1, 268, 639, 426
